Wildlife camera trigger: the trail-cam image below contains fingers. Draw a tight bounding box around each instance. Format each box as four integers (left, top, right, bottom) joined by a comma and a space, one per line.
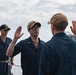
70, 26, 73, 33
72, 20, 76, 29
16, 26, 22, 34
10, 64, 13, 69
14, 26, 23, 39
16, 26, 22, 32
72, 20, 76, 32
71, 21, 76, 35
20, 33, 24, 38
70, 26, 72, 31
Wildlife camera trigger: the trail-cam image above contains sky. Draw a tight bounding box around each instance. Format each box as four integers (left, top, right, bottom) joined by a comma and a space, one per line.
0, 0, 76, 42
0, 0, 76, 74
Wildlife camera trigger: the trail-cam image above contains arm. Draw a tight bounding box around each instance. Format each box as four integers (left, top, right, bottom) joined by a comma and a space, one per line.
70, 20, 76, 35
6, 26, 24, 56
10, 57, 14, 69
11, 57, 14, 65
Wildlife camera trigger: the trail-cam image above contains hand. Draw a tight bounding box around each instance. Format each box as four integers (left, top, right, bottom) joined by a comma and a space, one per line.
14, 26, 24, 40
70, 20, 76, 35
10, 63, 13, 69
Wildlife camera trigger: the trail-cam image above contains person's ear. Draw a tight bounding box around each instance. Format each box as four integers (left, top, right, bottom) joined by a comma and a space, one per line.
51, 25, 54, 30
28, 29, 31, 33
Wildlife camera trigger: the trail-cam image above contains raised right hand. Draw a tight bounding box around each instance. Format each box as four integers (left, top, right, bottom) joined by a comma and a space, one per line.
70, 20, 76, 35
14, 26, 24, 40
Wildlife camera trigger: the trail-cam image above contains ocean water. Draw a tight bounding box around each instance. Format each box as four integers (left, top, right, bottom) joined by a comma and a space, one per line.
11, 54, 22, 75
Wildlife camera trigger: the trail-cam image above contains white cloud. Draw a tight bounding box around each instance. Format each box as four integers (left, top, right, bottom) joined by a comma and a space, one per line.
0, 0, 76, 32
48, 0, 76, 5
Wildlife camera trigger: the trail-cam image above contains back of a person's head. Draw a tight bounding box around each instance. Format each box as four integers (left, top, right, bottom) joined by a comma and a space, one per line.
55, 21, 68, 31
48, 13, 68, 31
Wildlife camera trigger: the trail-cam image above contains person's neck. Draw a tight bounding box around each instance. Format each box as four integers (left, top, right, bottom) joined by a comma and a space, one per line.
54, 30, 64, 35
1, 35, 6, 42
31, 36, 39, 48
31, 36, 39, 43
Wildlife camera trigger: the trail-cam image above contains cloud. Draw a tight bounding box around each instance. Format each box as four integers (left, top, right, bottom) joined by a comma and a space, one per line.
48, 0, 76, 5
58, 4, 76, 13
0, 0, 76, 31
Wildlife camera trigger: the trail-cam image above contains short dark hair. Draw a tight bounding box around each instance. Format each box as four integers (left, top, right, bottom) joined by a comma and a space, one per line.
54, 21, 68, 31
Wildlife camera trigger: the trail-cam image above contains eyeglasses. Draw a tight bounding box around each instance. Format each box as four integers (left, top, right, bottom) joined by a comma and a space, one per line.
30, 26, 40, 30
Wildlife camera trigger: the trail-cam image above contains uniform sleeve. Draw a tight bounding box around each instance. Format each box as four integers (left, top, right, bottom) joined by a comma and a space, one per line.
39, 44, 52, 75
12, 41, 23, 57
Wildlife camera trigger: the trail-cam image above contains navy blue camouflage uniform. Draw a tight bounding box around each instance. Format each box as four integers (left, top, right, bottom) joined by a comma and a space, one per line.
12, 37, 45, 75
0, 37, 12, 75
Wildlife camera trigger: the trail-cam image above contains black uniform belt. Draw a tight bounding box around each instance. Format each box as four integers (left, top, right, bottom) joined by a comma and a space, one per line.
0, 60, 10, 63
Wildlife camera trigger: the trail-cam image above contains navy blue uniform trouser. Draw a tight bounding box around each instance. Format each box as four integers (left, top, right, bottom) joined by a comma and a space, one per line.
0, 63, 11, 75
